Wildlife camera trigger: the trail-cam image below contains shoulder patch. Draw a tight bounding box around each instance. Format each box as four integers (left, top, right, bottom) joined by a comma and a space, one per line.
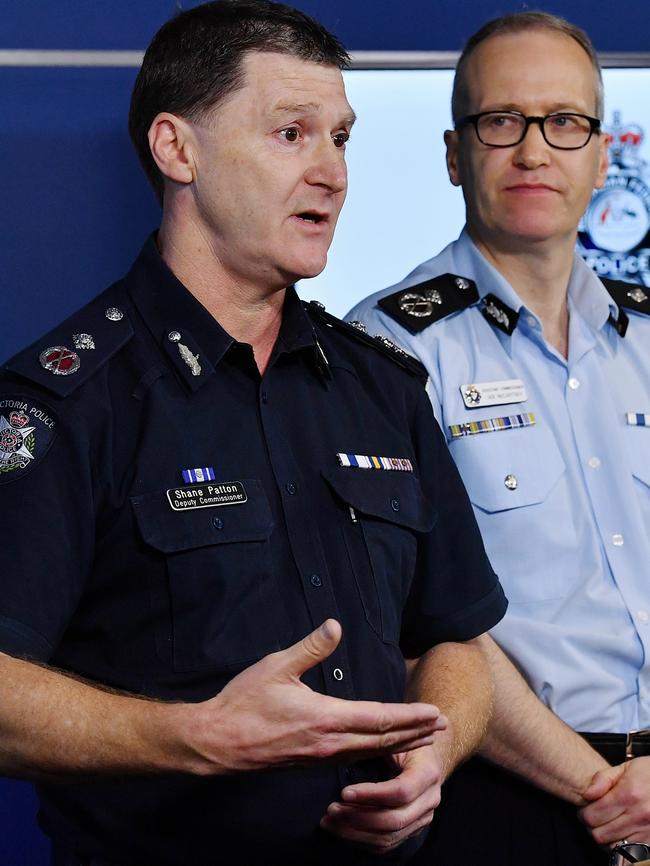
3, 289, 134, 399
601, 278, 650, 315
377, 273, 479, 333
305, 301, 428, 385
0, 395, 57, 484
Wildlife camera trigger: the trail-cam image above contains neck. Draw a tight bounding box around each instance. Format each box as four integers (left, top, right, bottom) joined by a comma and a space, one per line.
469, 228, 577, 358
157, 211, 286, 375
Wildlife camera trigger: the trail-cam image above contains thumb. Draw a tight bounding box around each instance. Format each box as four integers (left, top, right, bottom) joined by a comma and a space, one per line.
583, 763, 626, 802
274, 619, 342, 679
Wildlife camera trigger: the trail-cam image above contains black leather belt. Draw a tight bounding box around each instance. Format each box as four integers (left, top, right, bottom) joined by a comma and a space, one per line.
581, 730, 650, 765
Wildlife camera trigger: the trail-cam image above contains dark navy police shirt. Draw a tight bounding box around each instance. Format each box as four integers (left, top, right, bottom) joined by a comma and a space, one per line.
0, 238, 506, 865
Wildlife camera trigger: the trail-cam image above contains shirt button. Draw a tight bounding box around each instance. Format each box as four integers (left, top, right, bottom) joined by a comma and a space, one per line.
640, 686, 649, 700
212, 516, 224, 530
261, 391, 268, 404
638, 610, 649, 623
390, 498, 400, 512
527, 315, 536, 327
333, 668, 344, 681
612, 533, 624, 546
285, 482, 297, 495
588, 456, 601, 469
504, 474, 518, 490
568, 377, 581, 390
310, 574, 322, 587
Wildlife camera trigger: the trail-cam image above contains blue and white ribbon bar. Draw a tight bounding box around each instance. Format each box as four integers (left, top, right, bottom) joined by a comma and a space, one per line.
182, 466, 216, 483
449, 412, 536, 439
626, 413, 650, 426
336, 453, 413, 472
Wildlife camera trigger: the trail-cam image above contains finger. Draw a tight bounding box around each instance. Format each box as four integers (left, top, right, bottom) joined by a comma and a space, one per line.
319, 730, 437, 764
581, 792, 627, 829
341, 764, 433, 809
321, 803, 432, 851
583, 765, 625, 802
333, 699, 442, 735
324, 799, 435, 834
587, 811, 639, 846
274, 619, 342, 679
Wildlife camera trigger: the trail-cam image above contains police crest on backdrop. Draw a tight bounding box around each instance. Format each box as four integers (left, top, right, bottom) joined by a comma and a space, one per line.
579, 111, 650, 287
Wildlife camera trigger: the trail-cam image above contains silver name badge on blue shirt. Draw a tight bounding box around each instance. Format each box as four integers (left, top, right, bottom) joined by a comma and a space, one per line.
166, 481, 247, 511
460, 378, 527, 409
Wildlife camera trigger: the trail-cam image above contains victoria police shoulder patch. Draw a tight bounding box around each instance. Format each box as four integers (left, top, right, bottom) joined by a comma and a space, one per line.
0, 395, 57, 484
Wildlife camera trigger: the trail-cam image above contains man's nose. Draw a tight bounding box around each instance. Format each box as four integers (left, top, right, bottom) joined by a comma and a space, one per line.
513, 120, 552, 169
304, 140, 347, 193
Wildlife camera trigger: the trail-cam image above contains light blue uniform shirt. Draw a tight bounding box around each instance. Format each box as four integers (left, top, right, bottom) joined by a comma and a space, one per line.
347, 228, 650, 733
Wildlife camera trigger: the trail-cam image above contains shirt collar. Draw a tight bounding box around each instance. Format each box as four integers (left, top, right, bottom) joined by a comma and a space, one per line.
126, 235, 321, 391
452, 227, 620, 343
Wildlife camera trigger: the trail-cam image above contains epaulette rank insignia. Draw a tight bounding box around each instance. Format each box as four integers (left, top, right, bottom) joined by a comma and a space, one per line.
377, 273, 479, 333
305, 300, 428, 385
4, 295, 134, 399
602, 278, 650, 337
481, 293, 519, 336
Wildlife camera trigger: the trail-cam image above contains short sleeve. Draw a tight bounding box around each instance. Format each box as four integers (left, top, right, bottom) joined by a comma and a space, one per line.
0, 387, 96, 661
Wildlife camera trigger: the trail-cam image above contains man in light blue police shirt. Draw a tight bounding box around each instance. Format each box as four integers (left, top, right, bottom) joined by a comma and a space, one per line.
348, 11, 650, 866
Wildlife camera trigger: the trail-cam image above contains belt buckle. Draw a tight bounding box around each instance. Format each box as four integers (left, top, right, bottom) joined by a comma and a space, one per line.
625, 729, 650, 760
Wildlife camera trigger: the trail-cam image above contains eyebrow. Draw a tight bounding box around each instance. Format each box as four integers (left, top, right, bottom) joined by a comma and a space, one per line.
270, 101, 357, 126
479, 101, 590, 115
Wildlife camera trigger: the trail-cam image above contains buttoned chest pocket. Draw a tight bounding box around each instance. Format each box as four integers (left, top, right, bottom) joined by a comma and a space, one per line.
450, 424, 571, 602
625, 425, 650, 535
323, 468, 435, 645
131, 480, 278, 672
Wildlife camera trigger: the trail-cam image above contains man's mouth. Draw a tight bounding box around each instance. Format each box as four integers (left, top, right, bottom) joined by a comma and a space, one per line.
295, 211, 327, 224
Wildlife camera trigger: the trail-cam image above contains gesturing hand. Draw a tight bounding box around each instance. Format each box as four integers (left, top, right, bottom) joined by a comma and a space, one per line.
320, 744, 444, 852
185, 619, 444, 775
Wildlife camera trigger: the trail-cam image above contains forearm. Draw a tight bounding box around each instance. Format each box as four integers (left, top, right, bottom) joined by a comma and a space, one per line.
0, 652, 197, 782
406, 637, 493, 782
478, 635, 608, 805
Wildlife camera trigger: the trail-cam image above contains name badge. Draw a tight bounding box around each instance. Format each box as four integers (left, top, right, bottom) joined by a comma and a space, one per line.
166, 481, 247, 511
460, 378, 527, 409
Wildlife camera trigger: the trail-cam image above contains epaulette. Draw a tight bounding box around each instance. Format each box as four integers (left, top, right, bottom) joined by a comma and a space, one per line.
377, 273, 479, 334
305, 300, 428, 385
602, 278, 650, 316
3, 286, 134, 399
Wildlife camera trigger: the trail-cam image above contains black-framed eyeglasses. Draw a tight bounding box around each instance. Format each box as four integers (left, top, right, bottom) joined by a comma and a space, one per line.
610, 842, 650, 864
455, 110, 602, 150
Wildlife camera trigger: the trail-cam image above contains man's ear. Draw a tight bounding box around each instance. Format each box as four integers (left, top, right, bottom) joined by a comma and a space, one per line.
148, 112, 195, 186
444, 129, 462, 187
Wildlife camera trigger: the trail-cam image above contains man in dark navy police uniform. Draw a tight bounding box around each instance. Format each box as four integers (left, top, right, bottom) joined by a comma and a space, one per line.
0, 3, 506, 864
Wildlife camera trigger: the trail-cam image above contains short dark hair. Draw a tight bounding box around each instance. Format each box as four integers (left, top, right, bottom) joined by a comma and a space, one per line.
129, 0, 350, 202
451, 11, 604, 124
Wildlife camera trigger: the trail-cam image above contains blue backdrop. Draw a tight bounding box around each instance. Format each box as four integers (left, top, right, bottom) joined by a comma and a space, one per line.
2, 2, 649, 862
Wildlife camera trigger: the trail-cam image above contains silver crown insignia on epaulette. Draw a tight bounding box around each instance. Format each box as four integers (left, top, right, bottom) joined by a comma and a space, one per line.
373, 335, 409, 357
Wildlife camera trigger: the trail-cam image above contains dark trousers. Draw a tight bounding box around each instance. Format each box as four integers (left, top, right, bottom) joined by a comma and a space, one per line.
410, 757, 609, 866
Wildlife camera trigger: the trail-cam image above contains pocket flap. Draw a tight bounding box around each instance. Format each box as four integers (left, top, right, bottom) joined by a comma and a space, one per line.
322, 466, 435, 532
450, 424, 565, 513
131, 478, 273, 553
627, 427, 650, 488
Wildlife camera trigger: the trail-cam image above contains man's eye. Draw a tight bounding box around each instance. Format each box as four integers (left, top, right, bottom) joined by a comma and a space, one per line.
548, 114, 573, 128
489, 114, 517, 128
279, 127, 300, 143
332, 131, 350, 149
